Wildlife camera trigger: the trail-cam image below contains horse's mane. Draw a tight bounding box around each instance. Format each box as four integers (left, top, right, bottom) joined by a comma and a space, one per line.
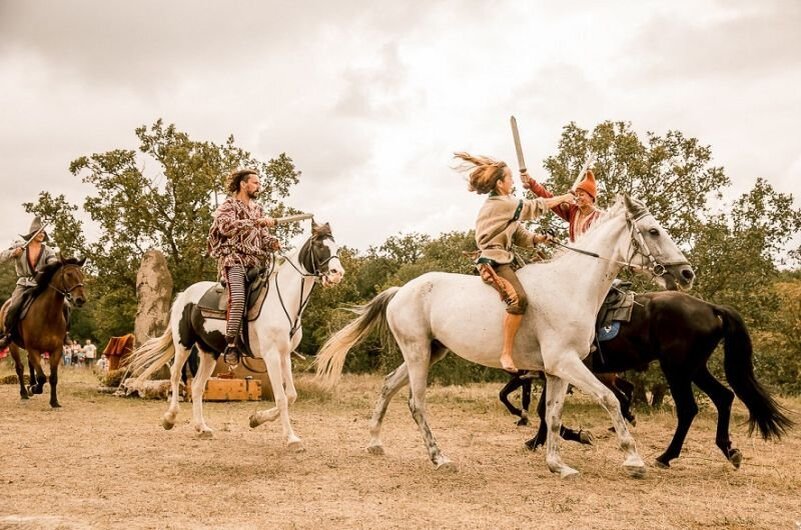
32, 258, 82, 296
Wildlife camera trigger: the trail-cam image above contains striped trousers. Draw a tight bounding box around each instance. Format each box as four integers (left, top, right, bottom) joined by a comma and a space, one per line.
224, 264, 246, 342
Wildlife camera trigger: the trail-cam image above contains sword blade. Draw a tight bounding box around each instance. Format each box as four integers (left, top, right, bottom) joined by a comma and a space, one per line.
274, 213, 314, 226
510, 116, 527, 173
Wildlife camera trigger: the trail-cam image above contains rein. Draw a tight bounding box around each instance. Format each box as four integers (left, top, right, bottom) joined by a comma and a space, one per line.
275, 237, 340, 339
550, 211, 689, 277
48, 265, 84, 301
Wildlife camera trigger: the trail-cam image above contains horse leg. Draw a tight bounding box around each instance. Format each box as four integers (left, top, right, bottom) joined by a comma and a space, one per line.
10, 344, 29, 400
367, 363, 410, 455
280, 350, 297, 406
368, 344, 447, 455
499, 374, 526, 423
48, 348, 63, 408
613, 376, 637, 425
190, 351, 217, 438
542, 374, 579, 478
27, 350, 47, 395
262, 346, 303, 450
402, 340, 453, 470
694, 366, 740, 467
519, 375, 532, 426
526, 378, 593, 452
162, 342, 191, 430
655, 371, 697, 468
550, 354, 645, 478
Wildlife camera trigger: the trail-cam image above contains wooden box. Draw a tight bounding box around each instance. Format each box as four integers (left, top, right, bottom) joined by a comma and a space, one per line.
201, 377, 262, 401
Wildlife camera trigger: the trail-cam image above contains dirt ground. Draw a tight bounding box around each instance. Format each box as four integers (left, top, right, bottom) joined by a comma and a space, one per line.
0, 368, 799, 530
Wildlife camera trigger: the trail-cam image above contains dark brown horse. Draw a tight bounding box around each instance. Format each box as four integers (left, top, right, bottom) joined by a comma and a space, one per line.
1, 257, 86, 407
509, 291, 792, 468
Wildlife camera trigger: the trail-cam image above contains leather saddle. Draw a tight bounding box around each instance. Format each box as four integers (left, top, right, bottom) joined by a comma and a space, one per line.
196, 267, 270, 321
595, 281, 636, 342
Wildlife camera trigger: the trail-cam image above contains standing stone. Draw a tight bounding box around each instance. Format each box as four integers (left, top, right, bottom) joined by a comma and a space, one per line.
134, 249, 173, 347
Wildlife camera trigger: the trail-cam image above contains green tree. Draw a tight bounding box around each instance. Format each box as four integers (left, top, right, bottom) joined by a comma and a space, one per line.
23, 192, 87, 258
537, 121, 729, 247
64, 119, 301, 343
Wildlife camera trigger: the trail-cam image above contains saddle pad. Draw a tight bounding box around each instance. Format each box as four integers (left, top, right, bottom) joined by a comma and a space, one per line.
197, 279, 271, 322
597, 321, 621, 342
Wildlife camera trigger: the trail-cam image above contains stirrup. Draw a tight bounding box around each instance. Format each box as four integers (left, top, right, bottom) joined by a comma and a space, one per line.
222, 344, 240, 367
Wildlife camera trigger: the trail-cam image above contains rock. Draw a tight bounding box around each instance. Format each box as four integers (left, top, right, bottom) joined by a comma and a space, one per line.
134, 249, 173, 347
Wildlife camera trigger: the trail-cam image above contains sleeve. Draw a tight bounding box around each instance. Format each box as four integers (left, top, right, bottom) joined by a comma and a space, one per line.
518, 198, 550, 221
511, 224, 537, 248
212, 203, 256, 238
527, 178, 570, 222
528, 178, 554, 199
0, 240, 23, 263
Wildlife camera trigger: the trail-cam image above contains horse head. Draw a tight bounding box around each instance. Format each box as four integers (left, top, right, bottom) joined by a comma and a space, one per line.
622, 195, 694, 291
35, 256, 88, 307
298, 220, 345, 286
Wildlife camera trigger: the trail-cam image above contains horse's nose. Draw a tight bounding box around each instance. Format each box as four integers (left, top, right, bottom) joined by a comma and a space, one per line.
329, 269, 344, 284
680, 266, 695, 286
74, 297, 86, 308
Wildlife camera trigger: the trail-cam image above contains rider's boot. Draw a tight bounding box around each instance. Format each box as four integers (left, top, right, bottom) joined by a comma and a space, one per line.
222, 341, 240, 368
500, 313, 523, 372
0, 333, 10, 350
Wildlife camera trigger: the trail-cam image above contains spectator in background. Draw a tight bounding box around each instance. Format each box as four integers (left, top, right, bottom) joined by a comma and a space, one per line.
83, 339, 97, 368
96, 354, 109, 374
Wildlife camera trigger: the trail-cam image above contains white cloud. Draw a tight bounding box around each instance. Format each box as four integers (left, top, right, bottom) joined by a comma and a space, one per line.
0, 0, 798, 254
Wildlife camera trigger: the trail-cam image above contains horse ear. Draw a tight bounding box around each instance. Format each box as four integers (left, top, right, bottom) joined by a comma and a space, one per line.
311, 218, 320, 236
76, 256, 86, 267
623, 195, 648, 218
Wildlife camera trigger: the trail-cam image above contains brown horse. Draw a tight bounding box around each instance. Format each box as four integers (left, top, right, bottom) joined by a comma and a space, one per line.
1, 257, 86, 407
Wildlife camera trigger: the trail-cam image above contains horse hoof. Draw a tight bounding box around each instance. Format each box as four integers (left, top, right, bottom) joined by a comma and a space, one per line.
516, 417, 529, 427
654, 458, 670, 469
161, 418, 175, 430
366, 445, 385, 456
197, 430, 213, 440
435, 460, 458, 473
624, 455, 647, 478
19, 394, 29, 400
578, 431, 594, 445
50, 402, 61, 409
560, 467, 580, 480
629, 417, 637, 427
287, 440, 305, 452
524, 441, 540, 452
249, 415, 260, 429
729, 449, 743, 470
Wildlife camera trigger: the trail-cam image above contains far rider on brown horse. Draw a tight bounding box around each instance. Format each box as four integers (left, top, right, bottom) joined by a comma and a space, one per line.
208, 169, 281, 367
0, 216, 58, 349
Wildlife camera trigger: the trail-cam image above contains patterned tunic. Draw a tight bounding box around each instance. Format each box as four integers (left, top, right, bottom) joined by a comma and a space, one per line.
208, 197, 279, 279
527, 178, 603, 242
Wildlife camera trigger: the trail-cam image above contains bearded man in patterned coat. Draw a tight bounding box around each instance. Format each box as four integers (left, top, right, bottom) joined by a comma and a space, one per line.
208, 169, 280, 366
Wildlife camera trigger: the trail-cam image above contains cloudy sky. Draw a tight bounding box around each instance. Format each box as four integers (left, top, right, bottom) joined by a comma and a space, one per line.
1, 0, 799, 252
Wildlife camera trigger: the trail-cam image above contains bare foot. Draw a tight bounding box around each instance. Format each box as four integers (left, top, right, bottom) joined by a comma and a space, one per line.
500, 355, 517, 372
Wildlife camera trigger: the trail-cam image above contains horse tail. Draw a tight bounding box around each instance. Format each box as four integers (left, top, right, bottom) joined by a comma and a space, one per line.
314, 287, 400, 388
715, 304, 793, 440
126, 328, 176, 384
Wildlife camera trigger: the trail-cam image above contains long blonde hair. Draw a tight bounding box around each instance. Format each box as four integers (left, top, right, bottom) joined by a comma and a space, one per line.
454, 152, 507, 195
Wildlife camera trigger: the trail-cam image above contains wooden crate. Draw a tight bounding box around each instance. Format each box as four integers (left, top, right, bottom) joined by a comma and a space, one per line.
201, 377, 262, 401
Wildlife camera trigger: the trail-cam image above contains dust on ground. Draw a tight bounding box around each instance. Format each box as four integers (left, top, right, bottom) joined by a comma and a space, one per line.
0, 369, 799, 529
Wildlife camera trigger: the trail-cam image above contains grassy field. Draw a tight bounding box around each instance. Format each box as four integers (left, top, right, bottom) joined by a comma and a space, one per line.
0, 364, 799, 529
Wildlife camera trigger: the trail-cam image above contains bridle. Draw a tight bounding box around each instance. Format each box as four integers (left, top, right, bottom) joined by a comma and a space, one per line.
624, 211, 690, 278
48, 264, 85, 302
549, 209, 689, 279
275, 235, 341, 339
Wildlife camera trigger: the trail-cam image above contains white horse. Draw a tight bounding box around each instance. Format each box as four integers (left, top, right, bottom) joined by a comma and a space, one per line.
128, 221, 344, 450
315, 196, 694, 478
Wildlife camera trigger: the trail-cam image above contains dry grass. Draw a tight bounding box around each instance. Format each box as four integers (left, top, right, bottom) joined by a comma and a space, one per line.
0, 371, 799, 529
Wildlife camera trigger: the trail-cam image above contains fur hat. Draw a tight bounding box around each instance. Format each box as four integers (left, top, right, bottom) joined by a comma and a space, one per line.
576, 169, 597, 200
20, 216, 48, 242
